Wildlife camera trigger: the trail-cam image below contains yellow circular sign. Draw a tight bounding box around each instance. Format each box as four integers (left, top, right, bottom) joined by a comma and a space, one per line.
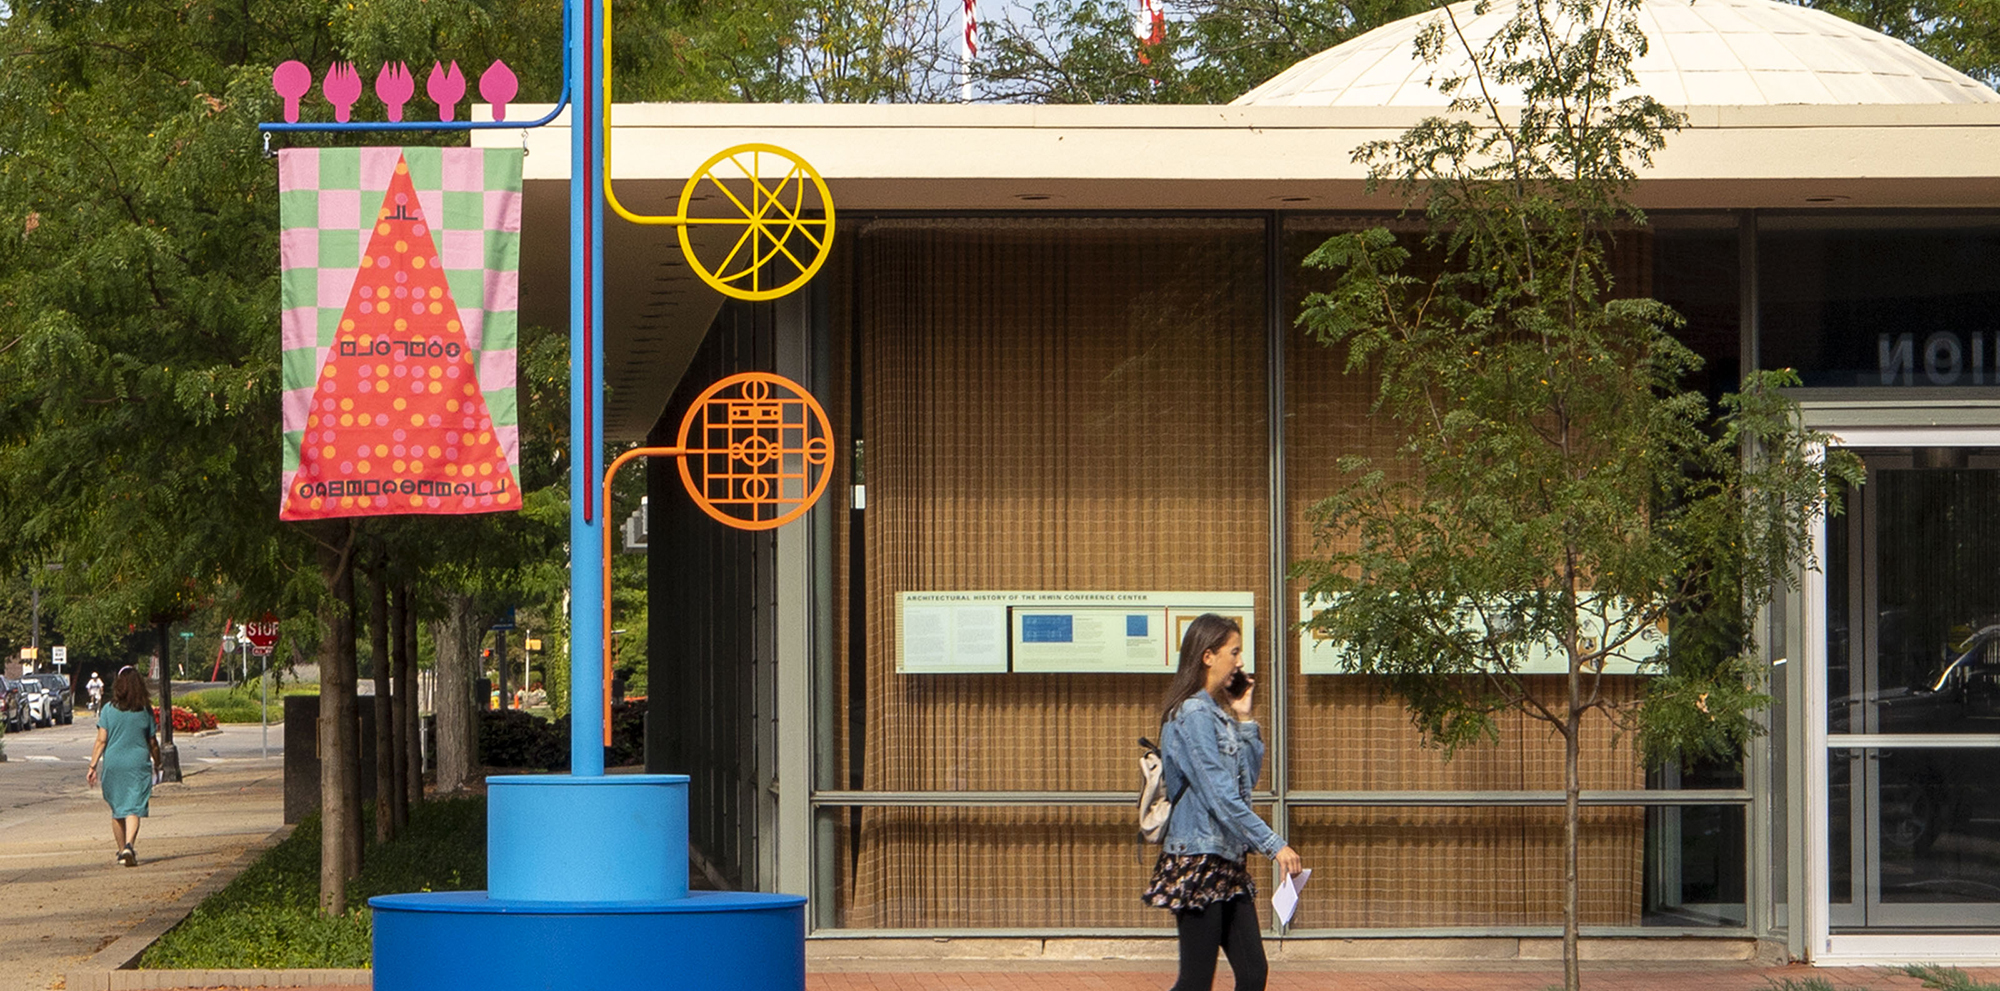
676, 144, 836, 302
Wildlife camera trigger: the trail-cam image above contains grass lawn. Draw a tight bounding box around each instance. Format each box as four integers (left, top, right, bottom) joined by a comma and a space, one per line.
174, 684, 318, 724
139, 796, 485, 969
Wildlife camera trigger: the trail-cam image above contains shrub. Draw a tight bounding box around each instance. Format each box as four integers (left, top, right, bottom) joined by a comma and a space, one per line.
478, 701, 645, 771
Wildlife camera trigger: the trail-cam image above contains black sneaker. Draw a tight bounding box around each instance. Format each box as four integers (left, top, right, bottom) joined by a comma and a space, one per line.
119, 845, 136, 867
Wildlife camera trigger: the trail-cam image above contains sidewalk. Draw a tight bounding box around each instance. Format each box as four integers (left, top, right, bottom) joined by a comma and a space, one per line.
0, 757, 286, 991
9, 756, 1992, 991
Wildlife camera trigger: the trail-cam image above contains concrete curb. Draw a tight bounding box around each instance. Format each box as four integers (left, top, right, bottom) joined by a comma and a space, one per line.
65, 823, 311, 991
72, 968, 371, 990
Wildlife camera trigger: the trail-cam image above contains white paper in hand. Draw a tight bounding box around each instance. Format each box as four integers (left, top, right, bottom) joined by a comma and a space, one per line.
1271, 868, 1312, 926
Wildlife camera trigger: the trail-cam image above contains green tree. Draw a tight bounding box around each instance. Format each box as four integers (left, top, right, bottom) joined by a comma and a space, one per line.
0, 0, 589, 915
978, 0, 1426, 103
634, 0, 958, 102
1292, 0, 1861, 986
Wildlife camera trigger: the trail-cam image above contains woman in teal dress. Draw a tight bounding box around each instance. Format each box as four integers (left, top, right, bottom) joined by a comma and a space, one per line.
86, 668, 160, 867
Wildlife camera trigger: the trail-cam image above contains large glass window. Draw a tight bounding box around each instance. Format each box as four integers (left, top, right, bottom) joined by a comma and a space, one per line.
1759, 218, 2000, 389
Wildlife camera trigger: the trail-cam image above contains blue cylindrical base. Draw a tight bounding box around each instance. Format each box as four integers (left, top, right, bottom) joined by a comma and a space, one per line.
486, 774, 689, 902
371, 890, 807, 991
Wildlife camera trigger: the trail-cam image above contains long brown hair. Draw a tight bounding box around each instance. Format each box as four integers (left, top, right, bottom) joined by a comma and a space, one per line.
1159, 613, 1242, 726
111, 667, 152, 714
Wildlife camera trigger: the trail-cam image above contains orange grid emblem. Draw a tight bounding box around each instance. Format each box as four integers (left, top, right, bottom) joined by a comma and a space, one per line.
675, 372, 833, 531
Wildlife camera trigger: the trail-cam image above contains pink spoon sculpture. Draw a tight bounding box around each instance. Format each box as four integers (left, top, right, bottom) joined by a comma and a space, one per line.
271, 61, 311, 122
426, 61, 466, 122
323, 62, 362, 123
375, 62, 415, 122
479, 60, 519, 121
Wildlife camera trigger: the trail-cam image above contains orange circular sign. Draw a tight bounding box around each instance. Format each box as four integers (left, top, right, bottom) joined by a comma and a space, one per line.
675, 372, 834, 531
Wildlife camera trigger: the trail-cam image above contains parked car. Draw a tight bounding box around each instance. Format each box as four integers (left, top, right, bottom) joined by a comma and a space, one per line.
0, 675, 30, 733
17, 676, 50, 728
25, 674, 73, 726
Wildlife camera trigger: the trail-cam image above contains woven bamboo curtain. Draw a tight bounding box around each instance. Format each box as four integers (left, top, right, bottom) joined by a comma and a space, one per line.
841, 218, 1268, 928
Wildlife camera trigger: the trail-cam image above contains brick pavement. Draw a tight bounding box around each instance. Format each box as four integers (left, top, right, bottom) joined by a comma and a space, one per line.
123, 963, 2000, 991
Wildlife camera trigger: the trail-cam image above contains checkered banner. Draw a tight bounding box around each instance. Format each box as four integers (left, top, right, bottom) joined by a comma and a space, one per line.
277, 147, 523, 520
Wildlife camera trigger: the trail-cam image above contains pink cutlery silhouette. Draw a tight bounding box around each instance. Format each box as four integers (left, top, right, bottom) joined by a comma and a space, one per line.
479, 60, 518, 121
322, 62, 362, 123
375, 62, 416, 122
427, 61, 466, 122
272, 61, 311, 122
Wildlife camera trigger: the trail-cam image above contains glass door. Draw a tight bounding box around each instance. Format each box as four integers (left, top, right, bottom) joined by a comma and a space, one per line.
1826, 449, 2000, 929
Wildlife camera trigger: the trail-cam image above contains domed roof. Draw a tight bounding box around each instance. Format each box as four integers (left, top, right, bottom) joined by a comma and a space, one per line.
1233, 0, 2000, 107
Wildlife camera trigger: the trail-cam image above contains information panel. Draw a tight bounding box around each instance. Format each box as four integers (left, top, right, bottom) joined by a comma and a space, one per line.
1298, 593, 1652, 675
897, 591, 1255, 674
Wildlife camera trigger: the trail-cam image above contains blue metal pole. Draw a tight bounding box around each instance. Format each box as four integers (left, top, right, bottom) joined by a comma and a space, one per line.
567, 0, 605, 776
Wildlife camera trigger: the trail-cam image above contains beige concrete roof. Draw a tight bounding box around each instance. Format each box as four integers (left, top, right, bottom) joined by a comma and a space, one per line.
1235, 0, 2000, 107
480, 100, 2000, 438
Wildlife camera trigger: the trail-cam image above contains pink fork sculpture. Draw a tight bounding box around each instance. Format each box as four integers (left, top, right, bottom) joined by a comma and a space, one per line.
322, 62, 362, 123
426, 61, 466, 122
375, 62, 416, 122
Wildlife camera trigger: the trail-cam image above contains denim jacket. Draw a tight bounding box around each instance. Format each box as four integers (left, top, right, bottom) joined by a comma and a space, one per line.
1159, 692, 1284, 861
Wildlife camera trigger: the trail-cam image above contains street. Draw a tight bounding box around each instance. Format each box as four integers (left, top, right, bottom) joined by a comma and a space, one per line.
0, 692, 284, 824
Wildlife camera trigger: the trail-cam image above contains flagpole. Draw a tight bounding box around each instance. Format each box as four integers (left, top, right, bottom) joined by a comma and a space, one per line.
961, 0, 976, 102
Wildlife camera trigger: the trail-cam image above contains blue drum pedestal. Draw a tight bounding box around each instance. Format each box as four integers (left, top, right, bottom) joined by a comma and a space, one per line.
371, 890, 807, 991
372, 774, 806, 990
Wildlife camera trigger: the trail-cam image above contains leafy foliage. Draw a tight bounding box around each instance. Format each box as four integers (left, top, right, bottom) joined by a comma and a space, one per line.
979, 0, 1428, 103
477, 700, 646, 769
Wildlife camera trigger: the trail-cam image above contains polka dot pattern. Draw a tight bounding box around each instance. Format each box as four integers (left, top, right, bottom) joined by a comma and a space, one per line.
281, 153, 520, 521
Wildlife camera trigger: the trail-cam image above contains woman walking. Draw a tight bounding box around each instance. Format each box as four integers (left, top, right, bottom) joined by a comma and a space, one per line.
1143, 614, 1304, 991
86, 668, 160, 867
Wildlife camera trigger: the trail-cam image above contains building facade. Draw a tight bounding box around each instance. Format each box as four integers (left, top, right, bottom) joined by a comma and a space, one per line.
487, 0, 2000, 962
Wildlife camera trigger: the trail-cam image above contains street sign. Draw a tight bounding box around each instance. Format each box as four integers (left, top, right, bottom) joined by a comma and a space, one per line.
243, 616, 281, 655
491, 607, 516, 632
50, 645, 66, 666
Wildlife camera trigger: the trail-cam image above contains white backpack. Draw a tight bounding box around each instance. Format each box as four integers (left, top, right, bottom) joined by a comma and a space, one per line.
1137, 737, 1186, 843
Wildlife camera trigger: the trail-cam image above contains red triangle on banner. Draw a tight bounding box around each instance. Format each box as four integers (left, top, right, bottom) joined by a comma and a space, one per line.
282, 154, 519, 521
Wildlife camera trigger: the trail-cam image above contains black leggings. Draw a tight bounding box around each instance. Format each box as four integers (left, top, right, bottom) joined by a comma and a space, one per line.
1170, 893, 1268, 991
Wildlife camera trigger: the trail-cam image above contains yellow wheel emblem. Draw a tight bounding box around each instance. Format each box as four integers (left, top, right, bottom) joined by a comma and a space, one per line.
675, 144, 835, 302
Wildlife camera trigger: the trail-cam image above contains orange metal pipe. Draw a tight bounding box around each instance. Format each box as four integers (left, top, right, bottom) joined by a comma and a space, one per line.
600, 445, 682, 746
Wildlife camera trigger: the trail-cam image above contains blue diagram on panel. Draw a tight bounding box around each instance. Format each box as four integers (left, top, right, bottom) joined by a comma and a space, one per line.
1021, 614, 1074, 643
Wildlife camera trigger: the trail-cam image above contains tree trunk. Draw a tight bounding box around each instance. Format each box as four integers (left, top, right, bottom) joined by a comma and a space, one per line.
315, 530, 357, 915
339, 557, 363, 879
431, 591, 482, 793
1564, 681, 1582, 991
398, 583, 421, 812
368, 562, 396, 844
389, 583, 412, 828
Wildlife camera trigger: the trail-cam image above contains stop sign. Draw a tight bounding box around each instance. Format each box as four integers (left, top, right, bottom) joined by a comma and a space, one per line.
242, 617, 281, 654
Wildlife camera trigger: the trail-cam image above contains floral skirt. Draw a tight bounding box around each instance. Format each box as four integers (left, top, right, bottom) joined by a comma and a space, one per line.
1141, 852, 1256, 914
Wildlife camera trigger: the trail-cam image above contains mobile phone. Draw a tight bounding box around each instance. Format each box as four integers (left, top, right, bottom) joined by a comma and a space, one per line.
1225, 670, 1250, 698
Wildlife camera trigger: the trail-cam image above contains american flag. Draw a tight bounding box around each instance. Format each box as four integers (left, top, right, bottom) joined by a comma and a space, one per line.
1134, 0, 1165, 45
961, 0, 978, 100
